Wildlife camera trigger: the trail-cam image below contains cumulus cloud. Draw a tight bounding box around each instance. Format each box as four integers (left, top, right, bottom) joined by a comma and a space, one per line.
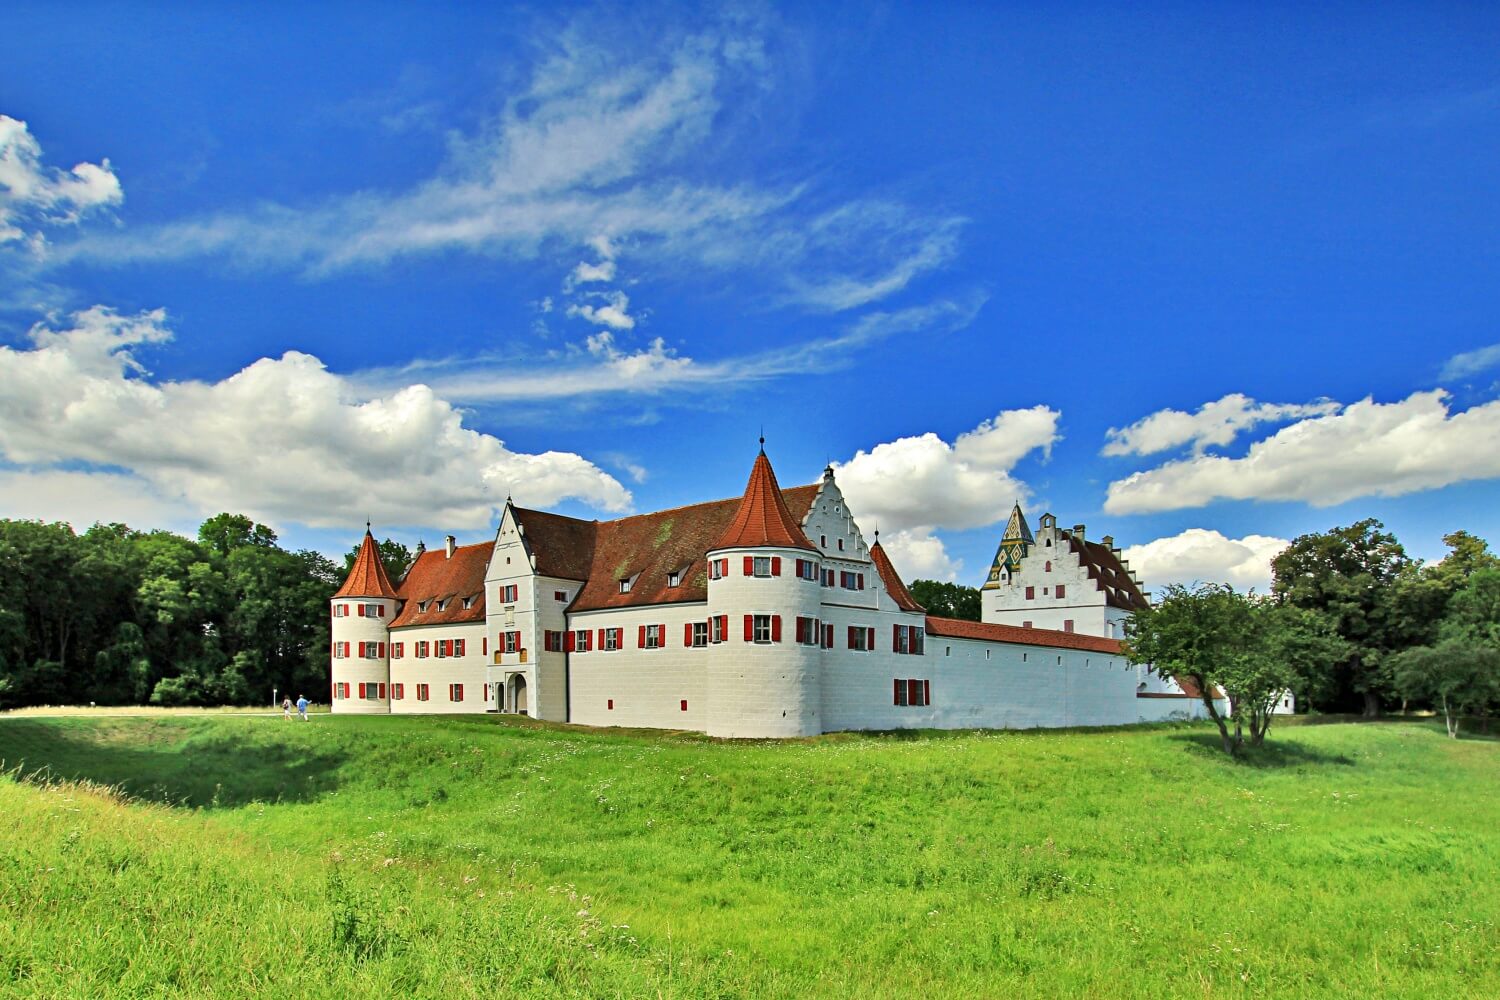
878, 528, 962, 583
0, 114, 122, 249
834, 406, 1060, 536
567, 258, 616, 287
567, 289, 636, 329
1105, 390, 1500, 514
0, 307, 631, 532
1121, 529, 1290, 592
1441, 342, 1500, 381
1103, 393, 1340, 457
0, 468, 201, 534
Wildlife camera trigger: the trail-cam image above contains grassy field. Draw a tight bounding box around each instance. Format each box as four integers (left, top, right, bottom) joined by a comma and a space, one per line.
1, 715, 1496, 998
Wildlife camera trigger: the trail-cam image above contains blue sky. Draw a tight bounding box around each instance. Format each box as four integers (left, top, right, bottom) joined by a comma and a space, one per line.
3, 2, 1499, 590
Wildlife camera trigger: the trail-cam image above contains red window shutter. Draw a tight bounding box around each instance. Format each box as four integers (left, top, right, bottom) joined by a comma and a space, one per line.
771, 556, 781, 576
379, 642, 386, 657
795, 617, 804, 644
359, 641, 367, 657
1026, 586, 1035, 600
684, 622, 693, 646
377, 605, 385, 618
744, 556, 754, 576
607, 699, 613, 710
659, 624, 666, 646
924, 679, 931, 705
680, 700, 688, 712
357, 604, 365, 617
565, 631, 576, 652
771, 615, 781, 642
848, 625, 856, 648
597, 628, 605, 649
744, 615, 754, 642
867, 627, 875, 650
824, 624, 833, 648
483, 636, 488, 655
1057, 585, 1066, 599
909, 679, 921, 705
633, 625, 642, 648
858, 573, 865, 590
795, 558, 804, 577
359, 682, 366, 698
379, 683, 387, 699
894, 679, 901, 705
893, 624, 901, 652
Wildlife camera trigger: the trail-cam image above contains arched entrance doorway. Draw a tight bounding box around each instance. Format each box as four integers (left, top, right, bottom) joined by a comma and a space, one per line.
509, 674, 528, 716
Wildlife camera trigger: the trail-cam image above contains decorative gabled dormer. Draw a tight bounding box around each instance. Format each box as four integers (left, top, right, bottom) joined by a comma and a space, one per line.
982, 503, 1034, 590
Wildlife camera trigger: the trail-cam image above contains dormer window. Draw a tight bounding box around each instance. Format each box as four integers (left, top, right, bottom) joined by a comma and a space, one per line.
461, 595, 474, 609
436, 597, 450, 611
418, 600, 430, 613
667, 570, 681, 588
619, 578, 632, 594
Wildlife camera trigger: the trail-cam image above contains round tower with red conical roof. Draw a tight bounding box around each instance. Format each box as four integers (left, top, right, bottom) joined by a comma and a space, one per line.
330, 527, 400, 714
705, 445, 824, 737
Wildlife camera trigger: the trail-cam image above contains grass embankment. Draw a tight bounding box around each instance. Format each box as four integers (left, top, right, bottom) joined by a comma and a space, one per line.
1, 716, 1496, 998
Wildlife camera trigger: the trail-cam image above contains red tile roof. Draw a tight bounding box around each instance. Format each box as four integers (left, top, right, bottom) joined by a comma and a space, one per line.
510, 506, 597, 581
562, 484, 820, 612
1065, 532, 1149, 611
711, 451, 817, 552
924, 616, 1124, 654
870, 540, 925, 613
389, 542, 492, 628
333, 531, 399, 599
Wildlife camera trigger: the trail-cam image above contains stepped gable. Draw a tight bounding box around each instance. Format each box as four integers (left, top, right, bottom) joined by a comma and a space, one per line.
389, 542, 492, 627
870, 540, 925, 613
571, 483, 819, 612
1063, 532, 1149, 611
334, 530, 399, 599
510, 506, 598, 581
711, 450, 818, 553
925, 616, 1123, 654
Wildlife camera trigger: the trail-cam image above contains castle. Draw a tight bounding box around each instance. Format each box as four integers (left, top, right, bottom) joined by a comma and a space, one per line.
329, 447, 1223, 736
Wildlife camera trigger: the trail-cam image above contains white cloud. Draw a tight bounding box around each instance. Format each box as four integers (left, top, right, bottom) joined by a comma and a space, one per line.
1121, 529, 1289, 592
1441, 342, 1500, 381
0, 115, 122, 248
878, 528, 961, 583
1103, 393, 1341, 457
0, 468, 201, 535
0, 307, 631, 532
567, 289, 636, 329
50, 17, 963, 313
834, 406, 1060, 535
1105, 390, 1500, 514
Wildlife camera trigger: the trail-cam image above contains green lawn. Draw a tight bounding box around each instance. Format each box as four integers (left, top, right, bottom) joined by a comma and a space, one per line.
2, 715, 1496, 998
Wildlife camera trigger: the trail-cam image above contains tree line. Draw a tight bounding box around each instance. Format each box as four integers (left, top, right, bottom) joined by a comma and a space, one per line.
0, 514, 372, 709
1126, 521, 1500, 754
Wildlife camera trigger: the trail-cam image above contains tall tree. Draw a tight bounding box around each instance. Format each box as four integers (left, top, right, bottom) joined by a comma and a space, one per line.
908, 580, 981, 621
1271, 519, 1414, 716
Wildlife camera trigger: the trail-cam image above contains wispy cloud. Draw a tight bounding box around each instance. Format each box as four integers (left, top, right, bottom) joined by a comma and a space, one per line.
1441, 341, 1500, 381
46, 12, 964, 315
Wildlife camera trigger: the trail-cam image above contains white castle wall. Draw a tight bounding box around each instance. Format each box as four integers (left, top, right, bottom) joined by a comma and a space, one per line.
329, 596, 394, 714
388, 621, 488, 714
568, 604, 710, 731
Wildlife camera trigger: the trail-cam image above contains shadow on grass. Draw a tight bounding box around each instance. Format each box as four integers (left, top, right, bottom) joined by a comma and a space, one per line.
0, 718, 349, 808
1167, 731, 1357, 768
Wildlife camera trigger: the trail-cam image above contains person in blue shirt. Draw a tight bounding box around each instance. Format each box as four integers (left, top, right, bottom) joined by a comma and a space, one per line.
296, 695, 309, 720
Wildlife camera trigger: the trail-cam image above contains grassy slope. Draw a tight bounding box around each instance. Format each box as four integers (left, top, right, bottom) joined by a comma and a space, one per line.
1, 716, 1496, 998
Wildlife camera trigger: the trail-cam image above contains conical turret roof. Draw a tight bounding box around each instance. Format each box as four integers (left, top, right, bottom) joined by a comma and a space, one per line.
870, 539, 925, 612
334, 529, 399, 599
711, 449, 817, 551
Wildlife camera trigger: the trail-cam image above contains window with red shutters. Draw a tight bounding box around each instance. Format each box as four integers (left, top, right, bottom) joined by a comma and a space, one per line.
576, 629, 591, 652
771, 557, 781, 576
908, 678, 921, 706
393, 683, 404, 700
417, 683, 429, 702
893, 679, 904, 705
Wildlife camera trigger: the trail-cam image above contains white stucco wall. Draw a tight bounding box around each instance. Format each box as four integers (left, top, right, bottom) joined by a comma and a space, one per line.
329, 596, 394, 714
388, 621, 488, 714
568, 604, 710, 731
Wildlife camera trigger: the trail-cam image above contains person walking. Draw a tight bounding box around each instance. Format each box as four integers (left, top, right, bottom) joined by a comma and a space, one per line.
282, 696, 293, 720
296, 694, 309, 721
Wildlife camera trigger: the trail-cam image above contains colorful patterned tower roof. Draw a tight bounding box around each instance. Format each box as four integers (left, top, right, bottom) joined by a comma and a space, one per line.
711, 448, 817, 552
980, 503, 1034, 590
334, 529, 399, 599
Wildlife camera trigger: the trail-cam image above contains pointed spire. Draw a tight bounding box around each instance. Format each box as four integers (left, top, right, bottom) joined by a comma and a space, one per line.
711, 450, 817, 551
334, 527, 400, 599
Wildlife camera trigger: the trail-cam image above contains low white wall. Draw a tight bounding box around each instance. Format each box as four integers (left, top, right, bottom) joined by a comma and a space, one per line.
389, 622, 489, 714
567, 605, 708, 731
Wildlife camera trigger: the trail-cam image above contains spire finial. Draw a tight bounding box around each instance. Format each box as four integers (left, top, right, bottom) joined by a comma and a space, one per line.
366, 518, 371, 533
758, 426, 765, 453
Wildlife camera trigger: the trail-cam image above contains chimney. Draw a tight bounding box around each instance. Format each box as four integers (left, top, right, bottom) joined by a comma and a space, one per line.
1102, 534, 1113, 550
445, 535, 456, 559
1072, 524, 1086, 541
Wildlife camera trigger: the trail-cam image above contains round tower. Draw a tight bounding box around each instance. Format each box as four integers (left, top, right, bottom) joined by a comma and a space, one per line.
705, 447, 824, 738
330, 527, 399, 714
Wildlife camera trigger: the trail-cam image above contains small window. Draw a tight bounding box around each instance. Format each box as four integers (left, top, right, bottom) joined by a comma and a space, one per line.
692, 622, 708, 648
820, 535, 827, 547
501, 584, 518, 603
462, 595, 474, 609
680, 699, 688, 712
417, 683, 430, 702
667, 571, 680, 588
709, 558, 729, 580
753, 614, 773, 643
619, 578, 632, 594
392, 683, 404, 700
418, 600, 430, 613
1045, 561, 1051, 572
837, 538, 844, 551
1056, 584, 1066, 599
645, 624, 662, 649
554, 590, 567, 602
607, 699, 614, 710
449, 683, 463, 702
1023, 620, 1033, 628
710, 616, 726, 644
1025, 586, 1035, 600
575, 629, 592, 652
605, 628, 621, 651
753, 557, 771, 578
985, 649, 991, 660
1064, 620, 1075, 633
